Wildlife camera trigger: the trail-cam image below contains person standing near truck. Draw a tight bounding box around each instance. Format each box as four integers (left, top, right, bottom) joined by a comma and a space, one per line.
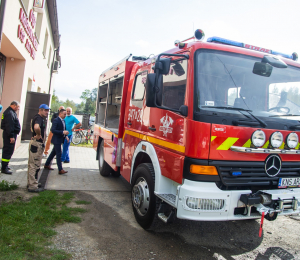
27, 104, 50, 192
1, 101, 20, 174
61, 107, 81, 163
44, 105, 65, 155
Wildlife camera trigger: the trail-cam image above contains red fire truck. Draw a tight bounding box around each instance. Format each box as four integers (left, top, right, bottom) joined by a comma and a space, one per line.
93, 29, 300, 230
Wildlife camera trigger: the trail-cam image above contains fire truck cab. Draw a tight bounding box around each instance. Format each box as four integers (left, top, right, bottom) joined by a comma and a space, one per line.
93, 30, 300, 230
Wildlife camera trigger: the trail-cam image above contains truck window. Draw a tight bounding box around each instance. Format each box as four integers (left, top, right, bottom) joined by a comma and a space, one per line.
162, 59, 188, 110
132, 71, 147, 100
269, 82, 300, 114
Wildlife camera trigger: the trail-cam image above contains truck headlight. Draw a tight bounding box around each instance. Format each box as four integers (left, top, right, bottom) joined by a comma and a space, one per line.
286, 132, 299, 149
251, 130, 266, 147
270, 131, 283, 148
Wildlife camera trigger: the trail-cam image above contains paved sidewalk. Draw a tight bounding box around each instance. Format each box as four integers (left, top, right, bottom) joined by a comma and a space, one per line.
0, 141, 130, 191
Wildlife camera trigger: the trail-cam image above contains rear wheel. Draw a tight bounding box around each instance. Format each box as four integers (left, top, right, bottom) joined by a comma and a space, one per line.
131, 163, 159, 230
98, 140, 111, 176
72, 132, 82, 145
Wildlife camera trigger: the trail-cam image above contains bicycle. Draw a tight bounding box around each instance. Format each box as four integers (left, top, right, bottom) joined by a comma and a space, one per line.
71, 128, 93, 145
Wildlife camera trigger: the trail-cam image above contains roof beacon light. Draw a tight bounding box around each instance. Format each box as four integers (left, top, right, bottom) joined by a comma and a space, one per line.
207, 36, 298, 61
175, 29, 205, 49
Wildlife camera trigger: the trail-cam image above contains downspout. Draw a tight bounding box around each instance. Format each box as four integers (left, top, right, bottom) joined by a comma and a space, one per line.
48, 48, 57, 95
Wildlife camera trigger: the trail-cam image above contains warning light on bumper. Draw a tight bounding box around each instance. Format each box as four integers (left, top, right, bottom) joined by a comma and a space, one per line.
185, 197, 225, 211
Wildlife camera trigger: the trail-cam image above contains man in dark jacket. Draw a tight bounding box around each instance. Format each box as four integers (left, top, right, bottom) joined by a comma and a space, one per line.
44, 109, 69, 174
44, 106, 64, 155
1, 101, 21, 174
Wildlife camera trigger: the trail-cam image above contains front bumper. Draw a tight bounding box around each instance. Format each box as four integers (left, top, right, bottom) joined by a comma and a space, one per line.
176, 179, 300, 221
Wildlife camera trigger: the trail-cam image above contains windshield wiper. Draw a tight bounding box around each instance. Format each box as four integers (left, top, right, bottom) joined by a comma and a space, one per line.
269, 114, 300, 117
201, 106, 267, 127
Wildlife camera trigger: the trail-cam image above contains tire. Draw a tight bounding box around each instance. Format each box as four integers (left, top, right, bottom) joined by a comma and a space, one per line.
131, 163, 159, 230
98, 140, 111, 176
111, 169, 121, 178
72, 132, 82, 145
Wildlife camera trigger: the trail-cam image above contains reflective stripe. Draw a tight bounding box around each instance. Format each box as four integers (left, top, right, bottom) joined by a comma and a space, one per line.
1, 158, 10, 162
1, 114, 3, 119
216, 137, 239, 150
262, 140, 269, 148
123, 129, 185, 153
211, 136, 217, 142
242, 139, 251, 148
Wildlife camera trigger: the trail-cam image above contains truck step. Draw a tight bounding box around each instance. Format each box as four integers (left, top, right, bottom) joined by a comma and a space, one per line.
155, 193, 176, 208
158, 210, 176, 223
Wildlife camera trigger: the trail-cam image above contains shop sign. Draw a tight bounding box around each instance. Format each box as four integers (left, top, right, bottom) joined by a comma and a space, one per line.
17, 8, 38, 60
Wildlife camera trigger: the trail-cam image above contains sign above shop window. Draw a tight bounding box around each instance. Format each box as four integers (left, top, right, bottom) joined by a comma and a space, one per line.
33, 0, 45, 13
17, 8, 38, 60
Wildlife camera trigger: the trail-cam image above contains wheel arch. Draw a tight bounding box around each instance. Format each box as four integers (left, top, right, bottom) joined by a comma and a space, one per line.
130, 141, 174, 194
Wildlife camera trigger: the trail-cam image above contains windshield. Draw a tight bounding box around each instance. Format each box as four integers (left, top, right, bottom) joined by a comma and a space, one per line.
194, 50, 300, 122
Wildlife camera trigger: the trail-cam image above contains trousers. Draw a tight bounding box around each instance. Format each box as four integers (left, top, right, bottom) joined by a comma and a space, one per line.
44, 131, 53, 155
27, 139, 44, 190
45, 143, 63, 171
1, 132, 17, 170
61, 135, 72, 162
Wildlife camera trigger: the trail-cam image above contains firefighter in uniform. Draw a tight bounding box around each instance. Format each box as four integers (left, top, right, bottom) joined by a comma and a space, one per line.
27, 104, 49, 192
1, 101, 20, 174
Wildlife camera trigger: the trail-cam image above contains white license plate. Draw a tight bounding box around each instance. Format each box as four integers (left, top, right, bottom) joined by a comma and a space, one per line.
278, 177, 300, 188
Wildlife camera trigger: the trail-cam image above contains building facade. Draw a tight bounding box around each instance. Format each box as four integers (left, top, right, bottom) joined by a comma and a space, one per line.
0, 0, 61, 148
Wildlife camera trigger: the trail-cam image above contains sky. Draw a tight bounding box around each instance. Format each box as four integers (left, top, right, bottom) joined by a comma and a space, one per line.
54, 0, 300, 104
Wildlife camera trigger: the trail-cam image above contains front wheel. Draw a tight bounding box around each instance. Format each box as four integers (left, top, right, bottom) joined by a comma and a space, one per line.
72, 132, 82, 145
131, 163, 159, 230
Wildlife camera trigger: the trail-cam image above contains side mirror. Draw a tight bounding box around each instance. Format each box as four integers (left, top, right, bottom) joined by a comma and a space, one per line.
253, 62, 273, 77
179, 105, 188, 116
262, 55, 287, 68
145, 73, 156, 107
154, 58, 171, 75
145, 73, 163, 107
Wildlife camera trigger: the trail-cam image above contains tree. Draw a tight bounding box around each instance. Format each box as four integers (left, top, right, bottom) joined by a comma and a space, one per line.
79, 88, 97, 116
63, 99, 77, 114
51, 89, 64, 112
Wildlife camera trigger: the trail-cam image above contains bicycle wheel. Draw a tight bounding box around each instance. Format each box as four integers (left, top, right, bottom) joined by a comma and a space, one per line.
88, 132, 93, 144
72, 132, 82, 145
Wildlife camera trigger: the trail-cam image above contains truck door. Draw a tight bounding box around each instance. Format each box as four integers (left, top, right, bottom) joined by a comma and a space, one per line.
122, 70, 148, 182
147, 57, 188, 183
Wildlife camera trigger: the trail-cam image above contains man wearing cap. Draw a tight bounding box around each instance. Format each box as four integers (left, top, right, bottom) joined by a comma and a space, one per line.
44, 109, 69, 175
27, 104, 49, 192
1, 101, 21, 174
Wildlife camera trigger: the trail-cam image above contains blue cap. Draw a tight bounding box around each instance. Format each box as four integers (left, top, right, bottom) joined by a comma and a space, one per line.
39, 104, 50, 110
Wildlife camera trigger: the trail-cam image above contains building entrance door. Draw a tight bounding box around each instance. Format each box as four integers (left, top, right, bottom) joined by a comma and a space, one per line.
22, 91, 50, 140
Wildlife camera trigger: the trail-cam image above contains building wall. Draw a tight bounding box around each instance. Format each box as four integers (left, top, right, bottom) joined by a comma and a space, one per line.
0, 0, 57, 148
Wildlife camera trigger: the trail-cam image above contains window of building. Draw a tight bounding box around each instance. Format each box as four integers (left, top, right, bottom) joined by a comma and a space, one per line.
27, 78, 32, 91
43, 30, 48, 58
162, 59, 188, 110
47, 46, 52, 68
35, 13, 43, 41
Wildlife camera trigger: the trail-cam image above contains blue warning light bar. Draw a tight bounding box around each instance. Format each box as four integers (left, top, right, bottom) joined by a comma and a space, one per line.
207, 36, 298, 61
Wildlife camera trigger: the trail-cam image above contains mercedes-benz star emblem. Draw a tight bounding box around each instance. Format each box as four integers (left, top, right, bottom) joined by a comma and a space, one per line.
265, 155, 281, 177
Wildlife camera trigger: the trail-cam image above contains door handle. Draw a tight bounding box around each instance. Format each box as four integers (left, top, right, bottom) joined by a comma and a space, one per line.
148, 126, 156, 131
127, 122, 132, 125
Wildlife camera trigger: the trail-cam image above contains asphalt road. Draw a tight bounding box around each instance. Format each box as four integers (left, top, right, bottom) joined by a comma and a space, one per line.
62, 182, 300, 260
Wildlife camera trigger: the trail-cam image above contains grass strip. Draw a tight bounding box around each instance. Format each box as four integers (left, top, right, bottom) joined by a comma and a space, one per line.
0, 180, 19, 191
0, 190, 87, 260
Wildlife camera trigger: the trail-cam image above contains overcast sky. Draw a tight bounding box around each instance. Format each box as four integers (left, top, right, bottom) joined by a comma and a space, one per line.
54, 0, 300, 104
